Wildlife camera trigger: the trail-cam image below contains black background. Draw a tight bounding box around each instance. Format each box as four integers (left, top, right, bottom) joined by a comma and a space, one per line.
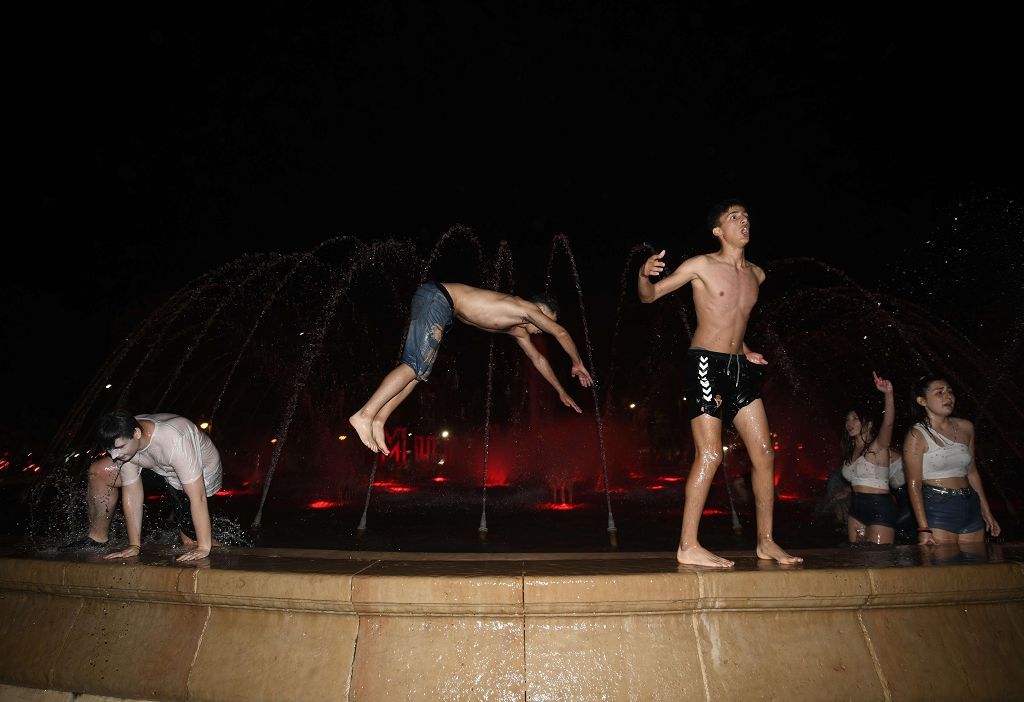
4, 2, 1021, 443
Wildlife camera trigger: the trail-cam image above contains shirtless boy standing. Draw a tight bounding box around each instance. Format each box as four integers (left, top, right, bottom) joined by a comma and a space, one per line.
638, 200, 801, 567
349, 283, 593, 453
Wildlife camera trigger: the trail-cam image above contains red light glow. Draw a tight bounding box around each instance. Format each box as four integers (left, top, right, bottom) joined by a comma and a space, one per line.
215, 489, 237, 496
646, 484, 665, 490
777, 493, 800, 501
702, 508, 729, 516
658, 476, 683, 482
538, 502, 578, 510
308, 500, 342, 509
432, 476, 447, 482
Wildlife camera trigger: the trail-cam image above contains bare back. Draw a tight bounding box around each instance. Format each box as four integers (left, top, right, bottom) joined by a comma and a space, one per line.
687, 255, 763, 353
442, 283, 536, 333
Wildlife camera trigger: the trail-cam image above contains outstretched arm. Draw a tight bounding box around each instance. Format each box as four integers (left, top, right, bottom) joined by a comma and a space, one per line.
518, 306, 593, 388
515, 334, 583, 413
638, 252, 700, 303
871, 372, 896, 454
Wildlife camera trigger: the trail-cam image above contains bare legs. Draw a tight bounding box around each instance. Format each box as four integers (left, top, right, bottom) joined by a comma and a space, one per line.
678, 400, 802, 567
677, 415, 733, 567
733, 400, 802, 565
349, 364, 419, 453
848, 511, 895, 545
86, 458, 123, 543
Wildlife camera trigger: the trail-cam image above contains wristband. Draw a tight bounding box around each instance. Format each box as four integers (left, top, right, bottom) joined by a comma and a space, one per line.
916, 528, 932, 533
128, 544, 141, 549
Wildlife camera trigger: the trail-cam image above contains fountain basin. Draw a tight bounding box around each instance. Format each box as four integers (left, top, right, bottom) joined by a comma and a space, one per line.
1, 545, 1022, 701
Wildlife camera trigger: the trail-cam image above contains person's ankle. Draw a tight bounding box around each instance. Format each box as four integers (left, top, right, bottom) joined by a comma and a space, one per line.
87, 533, 108, 544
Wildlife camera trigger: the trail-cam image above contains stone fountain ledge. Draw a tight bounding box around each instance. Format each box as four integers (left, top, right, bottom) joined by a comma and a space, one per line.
1, 545, 1022, 702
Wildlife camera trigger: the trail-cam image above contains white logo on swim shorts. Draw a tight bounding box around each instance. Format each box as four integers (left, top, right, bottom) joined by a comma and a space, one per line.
698, 356, 712, 402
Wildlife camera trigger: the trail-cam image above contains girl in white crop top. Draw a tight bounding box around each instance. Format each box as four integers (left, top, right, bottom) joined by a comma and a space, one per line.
840, 372, 898, 544
903, 375, 1000, 545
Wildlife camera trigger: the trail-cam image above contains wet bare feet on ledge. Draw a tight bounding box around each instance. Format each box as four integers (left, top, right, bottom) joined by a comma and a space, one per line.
349, 413, 378, 453
756, 541, 803, 565
677, 544, 735, 568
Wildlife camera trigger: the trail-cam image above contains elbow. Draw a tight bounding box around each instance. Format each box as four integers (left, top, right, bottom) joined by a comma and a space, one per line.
639, 293, 654, 304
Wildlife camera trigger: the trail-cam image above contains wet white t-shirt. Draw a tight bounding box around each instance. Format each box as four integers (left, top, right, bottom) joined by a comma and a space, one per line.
118, 414, 223, 496
842, 455, 904, 490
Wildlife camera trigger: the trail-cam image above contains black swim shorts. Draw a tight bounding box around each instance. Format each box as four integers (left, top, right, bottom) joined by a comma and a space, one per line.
685, 348, 764, 424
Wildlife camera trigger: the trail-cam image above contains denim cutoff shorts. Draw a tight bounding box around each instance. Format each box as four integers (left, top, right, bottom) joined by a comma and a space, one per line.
400, 282, 454, 381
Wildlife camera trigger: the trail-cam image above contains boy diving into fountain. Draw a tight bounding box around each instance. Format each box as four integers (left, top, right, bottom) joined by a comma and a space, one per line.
62, 411, 223, 562
638, 200, 801, 568
350, 283, 593, 453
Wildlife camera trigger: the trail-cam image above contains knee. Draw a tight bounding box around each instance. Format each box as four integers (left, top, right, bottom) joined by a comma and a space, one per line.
89, 458, 114, 481
696, 447, 723, 469
751, 443, 775, 466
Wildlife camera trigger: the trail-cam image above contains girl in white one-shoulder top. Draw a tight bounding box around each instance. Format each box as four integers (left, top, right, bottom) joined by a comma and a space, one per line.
903, 375, 1000, 545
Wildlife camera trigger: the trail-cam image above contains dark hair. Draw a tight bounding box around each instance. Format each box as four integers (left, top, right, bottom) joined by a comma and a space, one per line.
840, 404, 877, 465
706, 199, 746, 233
530, 293, 560, 317
910, 374, 947, 429
95, 411, 141, 451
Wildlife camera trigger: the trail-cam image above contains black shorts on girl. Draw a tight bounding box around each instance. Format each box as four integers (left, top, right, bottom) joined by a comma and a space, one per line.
685, 348, 764, 425
849, 491, 898, 528
923, 485, 984, 534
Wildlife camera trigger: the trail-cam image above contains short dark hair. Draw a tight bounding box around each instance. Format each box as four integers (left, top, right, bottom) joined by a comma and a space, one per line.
706, 199, 746, 233
529, 293, 560, 317
95, 411, 141, 451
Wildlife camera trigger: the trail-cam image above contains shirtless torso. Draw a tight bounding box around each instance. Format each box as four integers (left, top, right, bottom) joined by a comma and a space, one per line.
637, 202, 799, 567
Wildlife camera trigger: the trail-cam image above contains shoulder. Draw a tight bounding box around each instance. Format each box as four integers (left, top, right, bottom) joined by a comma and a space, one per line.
747, 261, 766, 283
675, 254, 711, 277
903, 425, 927, 451
955, 418, 975, 439
686, 253, 713, 267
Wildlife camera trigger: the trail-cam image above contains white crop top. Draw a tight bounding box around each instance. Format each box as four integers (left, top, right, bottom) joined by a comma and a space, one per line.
914, 422, 971, 480
842, 454, 904, 490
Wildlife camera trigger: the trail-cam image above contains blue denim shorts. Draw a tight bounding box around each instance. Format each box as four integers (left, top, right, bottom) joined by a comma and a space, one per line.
849, 491, 898, 528
401, 282, 454, 381
923, 485, 985, 534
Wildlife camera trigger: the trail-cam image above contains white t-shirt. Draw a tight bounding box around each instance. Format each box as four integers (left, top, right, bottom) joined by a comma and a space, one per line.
117, 414, 223, 496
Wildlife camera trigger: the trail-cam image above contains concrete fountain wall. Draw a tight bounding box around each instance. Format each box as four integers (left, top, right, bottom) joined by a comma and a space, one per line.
1, 547, 1022, 702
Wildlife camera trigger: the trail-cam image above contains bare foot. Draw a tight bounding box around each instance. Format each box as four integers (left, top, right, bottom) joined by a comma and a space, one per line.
349, 413, 379, 453
370, 419, 389, 454
677, 544, 735, 568
756, 540, 803, 565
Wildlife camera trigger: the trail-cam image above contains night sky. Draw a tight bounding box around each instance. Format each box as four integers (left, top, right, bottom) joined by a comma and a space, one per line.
5, 3, 1021, 444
